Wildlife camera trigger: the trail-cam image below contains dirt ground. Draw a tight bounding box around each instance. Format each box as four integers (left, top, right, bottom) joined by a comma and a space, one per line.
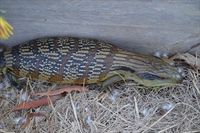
0, 68, 200, 133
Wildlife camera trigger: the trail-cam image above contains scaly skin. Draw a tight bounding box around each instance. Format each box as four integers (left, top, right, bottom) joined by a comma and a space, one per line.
0, 37, 183, 87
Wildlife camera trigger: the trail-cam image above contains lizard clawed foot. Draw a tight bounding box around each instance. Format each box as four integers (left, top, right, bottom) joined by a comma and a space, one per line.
12, 85, 88, 111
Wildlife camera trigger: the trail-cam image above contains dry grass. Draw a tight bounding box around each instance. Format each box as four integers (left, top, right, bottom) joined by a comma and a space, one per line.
0, 69, 200, 133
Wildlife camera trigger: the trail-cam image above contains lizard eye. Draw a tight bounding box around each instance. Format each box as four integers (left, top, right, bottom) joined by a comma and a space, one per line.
136, 72, 165, 80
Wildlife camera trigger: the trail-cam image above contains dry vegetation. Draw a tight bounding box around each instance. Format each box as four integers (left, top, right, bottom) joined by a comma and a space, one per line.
0, 68, 200, 133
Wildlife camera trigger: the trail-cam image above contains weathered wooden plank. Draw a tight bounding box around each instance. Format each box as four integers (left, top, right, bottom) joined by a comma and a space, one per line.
0, 0, 200, 54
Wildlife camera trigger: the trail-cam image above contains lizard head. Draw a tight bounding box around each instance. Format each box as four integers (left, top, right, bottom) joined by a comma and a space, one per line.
113, 55, 184, 87
131, 57, 184, 87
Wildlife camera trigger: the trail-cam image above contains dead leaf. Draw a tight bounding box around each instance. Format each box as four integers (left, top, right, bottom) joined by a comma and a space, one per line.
12, 95, 60, 111
32, 85, 88, 97
12, 85, 89, 111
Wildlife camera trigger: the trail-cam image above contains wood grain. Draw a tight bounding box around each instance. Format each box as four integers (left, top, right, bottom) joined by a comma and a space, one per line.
0, 0, 200, 54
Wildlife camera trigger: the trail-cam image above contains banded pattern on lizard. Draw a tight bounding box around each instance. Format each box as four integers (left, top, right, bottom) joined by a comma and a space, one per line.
0, 37, 183, 87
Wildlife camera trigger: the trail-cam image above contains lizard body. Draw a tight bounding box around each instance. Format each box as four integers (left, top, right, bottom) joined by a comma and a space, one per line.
0, 37, 183, 87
